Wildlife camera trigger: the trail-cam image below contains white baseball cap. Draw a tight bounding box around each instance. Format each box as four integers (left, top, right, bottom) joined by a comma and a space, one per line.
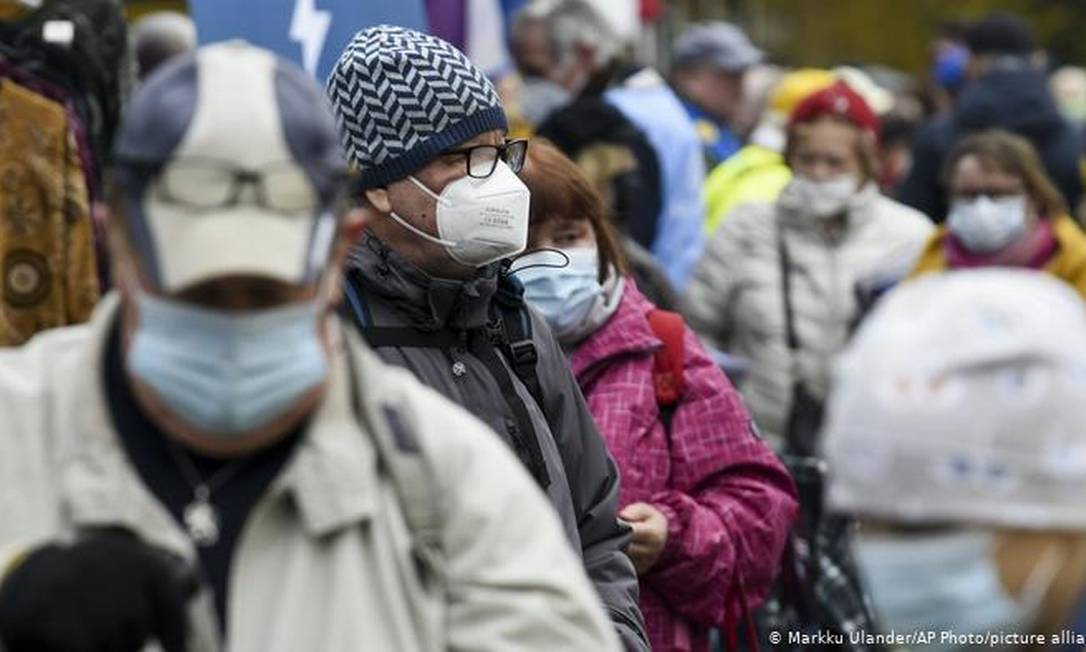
113, 41, 346, 292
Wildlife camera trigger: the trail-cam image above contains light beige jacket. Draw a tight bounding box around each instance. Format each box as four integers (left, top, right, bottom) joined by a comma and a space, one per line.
686, 185, 933, 448
0, 295, 621, 652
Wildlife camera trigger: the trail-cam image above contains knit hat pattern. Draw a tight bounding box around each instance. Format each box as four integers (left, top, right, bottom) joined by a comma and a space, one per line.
326, 25, 507, 189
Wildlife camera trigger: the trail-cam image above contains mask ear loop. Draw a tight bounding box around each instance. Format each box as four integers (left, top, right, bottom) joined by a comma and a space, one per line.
383, 175, 459, 247
508, 247, 571, 275
387, 210, 458, 247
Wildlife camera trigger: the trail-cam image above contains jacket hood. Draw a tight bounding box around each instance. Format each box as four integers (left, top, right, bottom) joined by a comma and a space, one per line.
954, 66, 1065, 141
347, 232, 499, 331
570, 281, 660, 381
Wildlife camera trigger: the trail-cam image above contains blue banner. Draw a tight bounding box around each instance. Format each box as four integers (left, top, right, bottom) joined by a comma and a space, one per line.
189, 0, 427, 82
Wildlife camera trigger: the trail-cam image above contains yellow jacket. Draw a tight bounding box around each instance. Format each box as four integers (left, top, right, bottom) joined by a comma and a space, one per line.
702, 145, 791, 234
910, 215, 1086, 298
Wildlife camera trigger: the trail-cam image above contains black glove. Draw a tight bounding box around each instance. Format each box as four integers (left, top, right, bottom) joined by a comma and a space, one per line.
0, 530, 193, 652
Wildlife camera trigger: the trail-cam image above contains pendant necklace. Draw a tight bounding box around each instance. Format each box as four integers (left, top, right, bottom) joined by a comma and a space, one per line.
166, 441, 247, 547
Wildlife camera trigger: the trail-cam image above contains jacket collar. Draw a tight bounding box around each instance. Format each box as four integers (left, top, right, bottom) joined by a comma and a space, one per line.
62, 294, 380, 558
570, 281, 660, 380
348, 232, 499, 331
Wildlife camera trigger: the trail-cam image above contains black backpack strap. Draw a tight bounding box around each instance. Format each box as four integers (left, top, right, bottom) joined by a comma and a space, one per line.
776, 218, 800, 354
342, 268, 374, 328
468, 327, 551, 489
360, 327, 463, 349
492, 270, 546, 409
342, 269, 464, 350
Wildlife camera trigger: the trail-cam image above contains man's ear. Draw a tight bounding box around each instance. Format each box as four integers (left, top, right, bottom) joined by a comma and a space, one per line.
321, 207, 368, 306
338, 208, 367, 250
96, 202, 142, 295
364, 187, 391, 214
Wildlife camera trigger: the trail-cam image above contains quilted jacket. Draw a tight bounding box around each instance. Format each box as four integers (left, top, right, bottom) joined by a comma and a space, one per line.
686, 184, 933, 448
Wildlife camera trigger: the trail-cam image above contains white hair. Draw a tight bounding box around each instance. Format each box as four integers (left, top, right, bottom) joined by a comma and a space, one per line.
131, 12, 197, 80
132, 11, 197, 53
534, 0, 624, 67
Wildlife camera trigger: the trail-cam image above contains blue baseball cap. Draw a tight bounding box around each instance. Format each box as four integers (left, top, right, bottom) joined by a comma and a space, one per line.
673, 21, 763, 72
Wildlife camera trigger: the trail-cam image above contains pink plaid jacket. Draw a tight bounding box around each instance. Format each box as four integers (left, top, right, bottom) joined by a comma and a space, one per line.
571, 281, 798, 652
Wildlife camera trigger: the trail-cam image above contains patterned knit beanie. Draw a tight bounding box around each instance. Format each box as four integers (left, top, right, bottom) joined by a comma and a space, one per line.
326, 25, 507, 190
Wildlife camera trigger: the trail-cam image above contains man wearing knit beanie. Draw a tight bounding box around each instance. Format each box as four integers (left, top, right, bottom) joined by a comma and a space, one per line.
327, 26, 648, 651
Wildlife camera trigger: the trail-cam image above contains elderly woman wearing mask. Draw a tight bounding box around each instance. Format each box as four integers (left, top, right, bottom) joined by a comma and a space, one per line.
685, 80, 933, 451
910, 129, 1086, 296
512, 140, 797, 652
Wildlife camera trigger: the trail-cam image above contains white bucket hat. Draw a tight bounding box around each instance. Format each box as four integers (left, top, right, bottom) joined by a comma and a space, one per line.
823, 269, 1086, 530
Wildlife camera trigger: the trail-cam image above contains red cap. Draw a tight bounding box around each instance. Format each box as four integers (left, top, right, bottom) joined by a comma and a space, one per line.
788, 80, 880, 140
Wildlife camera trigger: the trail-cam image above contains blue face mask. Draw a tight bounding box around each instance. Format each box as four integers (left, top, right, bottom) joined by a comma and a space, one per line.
933, 43, 969, 93
515, 247, 604, 342
128, 293, 328, 435
854, 530, 1051, 647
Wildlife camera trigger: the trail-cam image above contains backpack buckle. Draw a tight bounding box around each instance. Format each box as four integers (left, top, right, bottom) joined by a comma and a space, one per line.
508, 339, 538, 367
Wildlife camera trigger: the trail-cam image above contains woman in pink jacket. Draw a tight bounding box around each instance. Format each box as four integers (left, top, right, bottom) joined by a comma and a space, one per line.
514, 141, 797, 652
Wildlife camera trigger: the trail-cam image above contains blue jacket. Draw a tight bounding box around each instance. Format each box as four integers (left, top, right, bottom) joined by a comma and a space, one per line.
899, 64, 1083, 222
606, 69, 706, 290
682, 99, 742, 168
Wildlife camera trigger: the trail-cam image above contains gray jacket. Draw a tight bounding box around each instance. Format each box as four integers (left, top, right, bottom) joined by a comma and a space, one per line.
344, 234, 648, 651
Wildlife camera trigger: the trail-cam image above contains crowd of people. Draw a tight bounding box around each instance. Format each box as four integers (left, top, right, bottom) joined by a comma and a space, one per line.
3, 1, 1086, 651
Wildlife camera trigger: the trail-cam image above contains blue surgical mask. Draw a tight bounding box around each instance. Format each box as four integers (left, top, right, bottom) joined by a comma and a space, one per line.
854, 530, 1053, 648
128, 293, 328, 435
515, 247, 604, 343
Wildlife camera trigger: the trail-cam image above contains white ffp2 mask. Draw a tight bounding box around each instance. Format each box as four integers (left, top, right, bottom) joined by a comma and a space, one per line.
948, 195, 1028, 254
388, 160, 531, 267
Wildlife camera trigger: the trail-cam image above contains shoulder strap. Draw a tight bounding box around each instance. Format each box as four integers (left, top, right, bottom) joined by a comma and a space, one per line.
647, 309, 686, 433
467, 328, 552, 489
776, 218, 801, 352
646, 309, 686, 406
492, 270, 546, 410
361, 327, 463, 350
343, 332, 444, 584
342, 268, 465, 350
647, 309, 686, 434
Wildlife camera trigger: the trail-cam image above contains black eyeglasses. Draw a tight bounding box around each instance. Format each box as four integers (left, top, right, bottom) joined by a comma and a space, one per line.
441, 139, 529, 178
120, 158, 340, 213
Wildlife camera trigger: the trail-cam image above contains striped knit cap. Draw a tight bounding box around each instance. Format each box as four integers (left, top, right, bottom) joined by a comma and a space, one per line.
326, 25, 507, 190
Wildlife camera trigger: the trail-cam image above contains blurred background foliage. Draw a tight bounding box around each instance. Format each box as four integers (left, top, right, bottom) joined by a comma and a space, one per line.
125, 0, 186, 20
126, 0, 1086, 76
674, 0, 1086, 74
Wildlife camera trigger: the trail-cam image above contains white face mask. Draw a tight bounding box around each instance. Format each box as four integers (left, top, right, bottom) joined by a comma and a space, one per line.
948, 195, 1029, 253
778, 174, 859, 219
388, 160, 531, 267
